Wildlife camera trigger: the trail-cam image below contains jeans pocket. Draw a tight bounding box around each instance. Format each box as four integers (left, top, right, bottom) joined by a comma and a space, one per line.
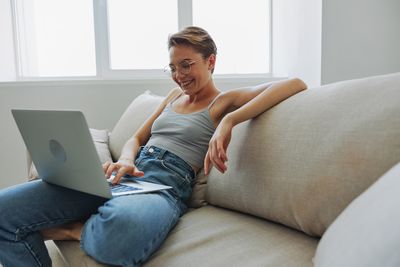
160, 159, 191, 186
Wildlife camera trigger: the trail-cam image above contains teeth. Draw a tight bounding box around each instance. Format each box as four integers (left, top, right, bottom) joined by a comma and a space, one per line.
181, 80, 192, 87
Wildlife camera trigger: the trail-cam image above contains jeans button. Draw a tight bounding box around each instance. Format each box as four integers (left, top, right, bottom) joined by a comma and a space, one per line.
148, 147, 154, 153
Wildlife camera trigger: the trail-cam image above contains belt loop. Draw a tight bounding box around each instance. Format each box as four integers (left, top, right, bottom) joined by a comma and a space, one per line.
157, 148, 167, 160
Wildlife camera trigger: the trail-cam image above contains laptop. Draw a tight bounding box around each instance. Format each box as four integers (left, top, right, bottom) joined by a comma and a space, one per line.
11, 109, 172, 199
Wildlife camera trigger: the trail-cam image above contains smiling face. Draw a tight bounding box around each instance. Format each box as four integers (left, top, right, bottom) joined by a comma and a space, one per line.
169, 44, 216, 96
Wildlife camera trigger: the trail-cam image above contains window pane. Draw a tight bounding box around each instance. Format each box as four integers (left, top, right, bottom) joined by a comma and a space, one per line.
193, 0, 270, 74
16, 0, 96, 77
108, 0, 178, 70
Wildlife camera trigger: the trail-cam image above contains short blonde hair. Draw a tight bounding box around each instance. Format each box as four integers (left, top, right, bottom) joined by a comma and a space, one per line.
168, 26, 217, 59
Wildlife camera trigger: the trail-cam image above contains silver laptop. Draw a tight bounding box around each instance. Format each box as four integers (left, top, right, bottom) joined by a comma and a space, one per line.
11, 109, 171, 199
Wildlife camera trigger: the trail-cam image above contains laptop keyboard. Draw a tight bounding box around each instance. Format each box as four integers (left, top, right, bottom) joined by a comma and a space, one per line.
108, 182, 141, 193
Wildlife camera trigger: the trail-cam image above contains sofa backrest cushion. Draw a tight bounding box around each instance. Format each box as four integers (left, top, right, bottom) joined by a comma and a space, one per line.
314, 161, 400, 267
206, 72, 400, 237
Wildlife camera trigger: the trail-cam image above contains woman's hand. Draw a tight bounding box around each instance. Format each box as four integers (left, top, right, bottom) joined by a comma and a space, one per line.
204, 116, 234, 175
103, 158, 144, 185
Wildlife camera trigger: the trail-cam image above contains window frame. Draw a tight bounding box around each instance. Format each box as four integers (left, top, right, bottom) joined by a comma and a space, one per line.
11, 0, 273, 81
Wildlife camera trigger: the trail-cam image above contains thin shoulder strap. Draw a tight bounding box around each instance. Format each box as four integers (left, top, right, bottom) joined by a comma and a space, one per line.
169, 92, 183, 106
207, 93, 222, 109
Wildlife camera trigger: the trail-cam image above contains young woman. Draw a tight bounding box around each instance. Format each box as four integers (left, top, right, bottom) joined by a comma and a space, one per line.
0, 27, 306, 267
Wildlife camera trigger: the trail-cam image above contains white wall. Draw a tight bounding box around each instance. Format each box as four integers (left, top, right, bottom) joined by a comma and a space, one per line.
0, 77, 278, 189
321, 0, 400, 84
273, 0, 322, 88
272, 0, 400, 86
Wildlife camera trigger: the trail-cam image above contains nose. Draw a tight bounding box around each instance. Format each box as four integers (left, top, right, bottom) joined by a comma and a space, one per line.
174, 70, 187, 82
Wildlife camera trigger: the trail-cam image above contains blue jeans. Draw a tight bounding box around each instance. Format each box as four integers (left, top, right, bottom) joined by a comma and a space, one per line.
0, 146, 195, 267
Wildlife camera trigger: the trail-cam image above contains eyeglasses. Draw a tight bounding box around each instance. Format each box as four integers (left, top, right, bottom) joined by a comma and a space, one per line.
163, 60, 197, 76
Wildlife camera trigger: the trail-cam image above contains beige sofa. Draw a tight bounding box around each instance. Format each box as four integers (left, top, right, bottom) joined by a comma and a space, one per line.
34, 72, 400, 266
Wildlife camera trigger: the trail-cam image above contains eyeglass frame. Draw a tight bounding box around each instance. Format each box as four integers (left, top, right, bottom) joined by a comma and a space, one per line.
163, 60, 198, 76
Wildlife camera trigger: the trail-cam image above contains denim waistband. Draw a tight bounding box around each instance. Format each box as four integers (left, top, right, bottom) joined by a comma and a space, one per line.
139, 146, 195, 177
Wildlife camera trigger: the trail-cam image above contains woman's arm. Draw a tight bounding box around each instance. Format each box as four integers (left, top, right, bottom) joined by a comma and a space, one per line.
204, 78, 307, 175
104, 88, 182, 184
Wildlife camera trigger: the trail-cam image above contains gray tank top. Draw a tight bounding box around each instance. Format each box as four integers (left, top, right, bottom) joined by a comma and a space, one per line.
146, 94, 219, 169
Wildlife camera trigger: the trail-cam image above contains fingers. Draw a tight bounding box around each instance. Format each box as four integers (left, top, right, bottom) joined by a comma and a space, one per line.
217, 141, 228, 163
214, 142, 227, 173
102, 161, 111, 173
103, 161, 116, 178
132, 166, 144, 177
103, 161, 145, 185
112, 167, 126, 185
207, 140, 228, 174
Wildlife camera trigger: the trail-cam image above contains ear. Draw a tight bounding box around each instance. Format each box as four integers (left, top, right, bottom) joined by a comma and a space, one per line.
208, 54, 216, 71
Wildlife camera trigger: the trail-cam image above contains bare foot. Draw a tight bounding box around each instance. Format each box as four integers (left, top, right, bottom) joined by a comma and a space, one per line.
41, 221, 84, 241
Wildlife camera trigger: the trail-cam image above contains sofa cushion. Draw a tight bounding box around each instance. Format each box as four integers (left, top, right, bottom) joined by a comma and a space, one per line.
54, 240, 108, 267
147, 206, 318, 267
313, 162, 400, 267
55, 206, 318, 267
87, 128, 113, 164
206, 72, 400, 237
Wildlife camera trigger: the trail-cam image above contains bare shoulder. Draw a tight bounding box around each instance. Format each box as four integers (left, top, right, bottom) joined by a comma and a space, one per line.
137, 87, 182, 134
210, 78, 307, 123
216, 80, 295, 109
209, 90, 242, 122
147, 87, 182, 116
163, 87, 182, 104
210, 83, 273, 117
214, 87, 258, 110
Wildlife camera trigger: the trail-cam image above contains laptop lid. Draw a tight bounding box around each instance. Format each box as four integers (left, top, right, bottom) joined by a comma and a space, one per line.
12, 109, 114, 198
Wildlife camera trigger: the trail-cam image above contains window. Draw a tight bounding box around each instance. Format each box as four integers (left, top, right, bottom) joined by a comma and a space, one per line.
13, 0, 96, 77
193, 0, 270, 74
107, 0, 178, 70
10, 0, 271, 79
